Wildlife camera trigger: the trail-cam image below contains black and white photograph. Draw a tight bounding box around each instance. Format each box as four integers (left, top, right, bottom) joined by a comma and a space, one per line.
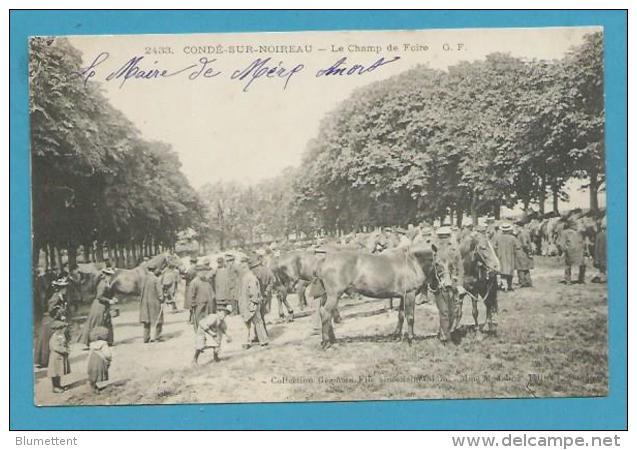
29, 27, 608, 406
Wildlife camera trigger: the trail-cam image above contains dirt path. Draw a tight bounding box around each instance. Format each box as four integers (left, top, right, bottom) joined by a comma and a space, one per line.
34, 259, 608, 406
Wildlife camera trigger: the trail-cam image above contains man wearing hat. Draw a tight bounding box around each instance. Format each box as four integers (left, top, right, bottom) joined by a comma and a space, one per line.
251, 253, 277, 325
182, 256, 198, 322
139, 263, 165, 343
494, 222, 517, 291
188, 264, 216, 331
561, 220, 586, 284
214, 256, 234, 314
432, 226, 465, 342
514, 224, 534, 288
192, 305, 233, 365
237, 257, 269, 348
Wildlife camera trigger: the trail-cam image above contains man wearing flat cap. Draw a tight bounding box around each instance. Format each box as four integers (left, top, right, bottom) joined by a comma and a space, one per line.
237, 257, 269, 348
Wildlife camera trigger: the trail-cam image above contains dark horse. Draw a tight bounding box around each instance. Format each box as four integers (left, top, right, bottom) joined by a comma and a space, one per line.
458, 233, 501, 332
270, 250, 325, 309
314, 244, 436, 348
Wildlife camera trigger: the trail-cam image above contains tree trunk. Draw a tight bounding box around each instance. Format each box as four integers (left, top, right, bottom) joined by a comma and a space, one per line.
493, 201, 501, 220
552, 189, 559, 214
56, 246, 63, 271
589, 168, 599, 212
538, 174, 546, 215
83, 243, 90, 263
470, 193, 478, 225
456, 207, 464, 227
67, 243, 77, 268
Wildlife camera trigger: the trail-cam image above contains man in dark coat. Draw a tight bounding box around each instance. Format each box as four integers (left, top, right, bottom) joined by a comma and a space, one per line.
214, 256, 232, 312
237, 257, 269, 348
560, 221, 586, 284
593, 220, 607, 283
494, 223, 517, 291
226, 254, 240, 315
139, 264, 164, 343
188, 265, 216, 331
514, 226, 534, 288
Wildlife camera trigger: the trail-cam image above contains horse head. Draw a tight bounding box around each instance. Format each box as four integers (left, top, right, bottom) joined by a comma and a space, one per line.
472, 234, 500, 275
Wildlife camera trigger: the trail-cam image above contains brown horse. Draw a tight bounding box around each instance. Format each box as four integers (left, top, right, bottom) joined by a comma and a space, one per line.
458, 233, 501, 331
110, 253, 182, 300
315, 244, 436, 348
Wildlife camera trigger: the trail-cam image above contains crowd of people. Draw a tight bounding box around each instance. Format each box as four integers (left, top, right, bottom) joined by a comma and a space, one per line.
33, 211, 608, 395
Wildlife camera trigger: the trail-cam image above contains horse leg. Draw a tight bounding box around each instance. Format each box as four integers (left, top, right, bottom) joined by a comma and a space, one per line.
320, 294, 338, 348
472, 298, 479, 331
404, 292, 416, 344
392, 296, 405, 339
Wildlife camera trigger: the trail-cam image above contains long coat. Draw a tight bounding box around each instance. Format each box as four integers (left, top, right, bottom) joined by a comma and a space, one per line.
562, 229, 585, 266
189, 276, 216, 322
515, 229, 534, 271
47, 330, 71, 378
214, 267, 234, 301
594, 230, 607, 270
494, 233, 517, 276
34, 292, 67, 367
237, 270, 261, 323
77, 278, 113, 346
139, 272, 164, 325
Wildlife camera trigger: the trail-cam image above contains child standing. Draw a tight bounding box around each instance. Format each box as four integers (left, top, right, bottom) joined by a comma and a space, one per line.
87, 326, 113, 394
47, 321, 71, 393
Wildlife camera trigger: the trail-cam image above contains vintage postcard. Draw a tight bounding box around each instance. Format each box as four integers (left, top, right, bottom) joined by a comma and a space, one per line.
30, 27, 608, 406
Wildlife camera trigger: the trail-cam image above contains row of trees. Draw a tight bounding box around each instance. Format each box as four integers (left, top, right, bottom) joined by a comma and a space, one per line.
30, 37, 204, 269
291, 32, 605, 232
194, 32, 605, 246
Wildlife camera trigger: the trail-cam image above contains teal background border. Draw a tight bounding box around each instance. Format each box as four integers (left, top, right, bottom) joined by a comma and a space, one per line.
9, 10, 627, 430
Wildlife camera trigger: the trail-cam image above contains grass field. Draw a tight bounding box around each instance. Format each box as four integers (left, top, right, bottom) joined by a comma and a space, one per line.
34, 257, 608, 406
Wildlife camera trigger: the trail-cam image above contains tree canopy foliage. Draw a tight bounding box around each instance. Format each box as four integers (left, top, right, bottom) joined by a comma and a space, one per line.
30, 37, 204, 267
290, 32, 605, 233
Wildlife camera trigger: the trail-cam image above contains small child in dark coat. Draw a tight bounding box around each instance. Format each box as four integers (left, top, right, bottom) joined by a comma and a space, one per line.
87, 326, 113, 393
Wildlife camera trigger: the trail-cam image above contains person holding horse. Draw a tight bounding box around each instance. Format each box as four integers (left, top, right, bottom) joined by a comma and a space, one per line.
432, 226, 466, 343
